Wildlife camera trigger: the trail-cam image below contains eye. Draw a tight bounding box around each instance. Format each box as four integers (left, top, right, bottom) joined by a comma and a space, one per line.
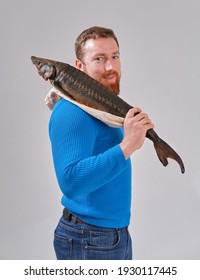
95, 56, 104, 62
112, 54, 119, 60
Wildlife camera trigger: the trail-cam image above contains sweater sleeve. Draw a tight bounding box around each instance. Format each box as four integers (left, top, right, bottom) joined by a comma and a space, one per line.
49, 100, 128, 199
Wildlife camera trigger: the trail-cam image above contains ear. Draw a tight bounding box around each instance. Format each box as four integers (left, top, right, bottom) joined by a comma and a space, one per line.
75, 59, 84, 71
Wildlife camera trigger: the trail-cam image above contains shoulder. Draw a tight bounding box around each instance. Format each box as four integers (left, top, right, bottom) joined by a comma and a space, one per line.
49, 98, 98, 133
51, 98, 93, 121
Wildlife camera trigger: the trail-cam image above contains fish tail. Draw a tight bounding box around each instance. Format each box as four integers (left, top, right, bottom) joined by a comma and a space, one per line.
146, 129, 185, 174
153, 137, 185, 174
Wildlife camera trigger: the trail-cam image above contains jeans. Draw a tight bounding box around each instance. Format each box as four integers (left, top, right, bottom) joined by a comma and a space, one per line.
54, 216, 132, 260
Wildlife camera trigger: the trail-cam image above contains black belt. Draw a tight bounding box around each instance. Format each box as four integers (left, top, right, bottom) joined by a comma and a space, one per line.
63, 208, 87, 224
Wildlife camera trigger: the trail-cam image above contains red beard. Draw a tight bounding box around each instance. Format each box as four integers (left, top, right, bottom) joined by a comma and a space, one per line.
83, 65, 121, 96
100, 71, 120, 95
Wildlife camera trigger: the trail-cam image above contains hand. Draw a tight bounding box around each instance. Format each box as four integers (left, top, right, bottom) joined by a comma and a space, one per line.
120, 107, 154, 159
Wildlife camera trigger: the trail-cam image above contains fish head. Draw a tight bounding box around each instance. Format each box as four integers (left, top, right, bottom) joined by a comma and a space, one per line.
31, 56, 56, 81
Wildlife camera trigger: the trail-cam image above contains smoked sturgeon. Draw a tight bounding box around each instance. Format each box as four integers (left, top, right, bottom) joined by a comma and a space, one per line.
31, 56, 185, 174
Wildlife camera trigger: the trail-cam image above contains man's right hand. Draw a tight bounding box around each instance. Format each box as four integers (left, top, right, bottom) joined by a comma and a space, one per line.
120, 107, 154, 159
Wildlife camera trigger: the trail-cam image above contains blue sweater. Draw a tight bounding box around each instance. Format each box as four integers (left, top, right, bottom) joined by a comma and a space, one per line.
49, 98, 132, 228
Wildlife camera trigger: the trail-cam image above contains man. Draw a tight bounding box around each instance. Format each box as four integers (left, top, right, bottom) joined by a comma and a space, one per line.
49, 26, 154, 260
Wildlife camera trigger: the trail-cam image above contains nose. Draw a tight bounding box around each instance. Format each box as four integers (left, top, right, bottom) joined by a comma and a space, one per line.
105, 59, 113, 71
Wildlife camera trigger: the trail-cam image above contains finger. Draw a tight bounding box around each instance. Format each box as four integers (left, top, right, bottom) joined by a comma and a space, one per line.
126, 107, 142, 119
134, 113, 149, 122
145, 122, 155, 130
138, 116, 152, 125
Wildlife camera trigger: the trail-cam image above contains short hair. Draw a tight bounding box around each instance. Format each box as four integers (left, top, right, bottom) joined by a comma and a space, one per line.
75, 26, 119, 62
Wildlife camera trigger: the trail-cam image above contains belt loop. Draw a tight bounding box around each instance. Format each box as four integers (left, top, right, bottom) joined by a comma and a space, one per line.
63, 208, 72, 222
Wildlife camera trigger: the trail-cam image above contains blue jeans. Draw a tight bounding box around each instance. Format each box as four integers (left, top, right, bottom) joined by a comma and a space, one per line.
54, 216, 132, 260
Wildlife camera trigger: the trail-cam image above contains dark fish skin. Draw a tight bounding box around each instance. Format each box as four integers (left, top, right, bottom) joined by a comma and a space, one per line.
31, 56, 185, 174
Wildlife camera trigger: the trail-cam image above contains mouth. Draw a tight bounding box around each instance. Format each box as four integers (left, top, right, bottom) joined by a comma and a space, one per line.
102, 74, 116, 82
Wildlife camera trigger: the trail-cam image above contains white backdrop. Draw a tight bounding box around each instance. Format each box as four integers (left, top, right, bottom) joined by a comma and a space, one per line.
0, 0, 199, 259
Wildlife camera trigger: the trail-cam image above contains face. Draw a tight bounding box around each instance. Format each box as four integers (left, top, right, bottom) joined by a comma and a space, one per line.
76, 38, 121, 95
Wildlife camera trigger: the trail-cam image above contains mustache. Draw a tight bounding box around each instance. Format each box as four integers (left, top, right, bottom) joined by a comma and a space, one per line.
102, 71, 119, 78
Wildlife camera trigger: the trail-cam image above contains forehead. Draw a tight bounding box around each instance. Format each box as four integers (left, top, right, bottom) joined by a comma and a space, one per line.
83, 38, 119, 55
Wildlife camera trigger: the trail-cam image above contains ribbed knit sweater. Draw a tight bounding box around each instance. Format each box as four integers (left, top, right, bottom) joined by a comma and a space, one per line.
49, 98, 132, 228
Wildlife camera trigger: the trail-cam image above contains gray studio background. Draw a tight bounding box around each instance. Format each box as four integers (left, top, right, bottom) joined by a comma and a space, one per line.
0, 0, 199, 259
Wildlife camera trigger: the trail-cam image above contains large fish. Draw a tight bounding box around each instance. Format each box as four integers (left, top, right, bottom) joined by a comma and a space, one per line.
31, 56, 185, 174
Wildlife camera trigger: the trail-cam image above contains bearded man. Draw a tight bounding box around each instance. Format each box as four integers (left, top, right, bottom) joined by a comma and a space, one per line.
49, 26, 154, 260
